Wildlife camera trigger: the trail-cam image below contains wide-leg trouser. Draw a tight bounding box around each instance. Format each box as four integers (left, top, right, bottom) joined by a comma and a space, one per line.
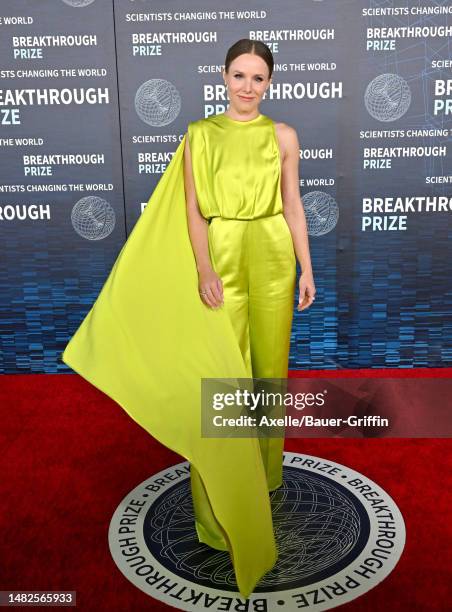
190, 213, 297, 551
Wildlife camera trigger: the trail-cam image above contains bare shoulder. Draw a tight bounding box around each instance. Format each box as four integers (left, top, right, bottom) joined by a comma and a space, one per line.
185, 117, 206, 153
273, 121, 299, 159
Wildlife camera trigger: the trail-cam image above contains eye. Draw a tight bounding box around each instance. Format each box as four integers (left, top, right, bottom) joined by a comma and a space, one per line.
233, 74, 264, 82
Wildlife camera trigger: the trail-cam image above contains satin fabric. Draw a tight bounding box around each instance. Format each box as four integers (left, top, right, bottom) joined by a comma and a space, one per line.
187, 112, 283, 220
61, 113, 296, 598
191, 213, 296, 550
187, 114, 296, 571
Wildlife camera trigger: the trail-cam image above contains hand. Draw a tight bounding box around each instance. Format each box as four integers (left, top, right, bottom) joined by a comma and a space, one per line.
297, 271, 316, 311
198, 266, 224, 309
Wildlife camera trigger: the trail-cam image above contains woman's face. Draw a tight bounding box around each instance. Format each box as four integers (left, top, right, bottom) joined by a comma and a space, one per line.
223, 53, 271, 113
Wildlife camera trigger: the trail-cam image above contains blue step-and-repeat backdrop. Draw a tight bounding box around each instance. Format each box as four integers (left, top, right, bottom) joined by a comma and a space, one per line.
1, 0, 451, 373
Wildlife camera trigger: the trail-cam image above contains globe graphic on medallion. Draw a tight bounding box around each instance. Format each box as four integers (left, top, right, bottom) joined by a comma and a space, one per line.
71, 196, 116, 240
142, 469, 364, 591
364, 73, 411, 122
135, 79, 182, 127
302, 191, 339, 236
61, 0, 96, 7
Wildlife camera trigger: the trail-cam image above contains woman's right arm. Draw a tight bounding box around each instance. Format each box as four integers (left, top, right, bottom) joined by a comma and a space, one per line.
183, 134, 223, 309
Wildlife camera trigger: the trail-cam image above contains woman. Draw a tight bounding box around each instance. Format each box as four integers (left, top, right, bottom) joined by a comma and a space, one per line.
61, 39, 315, 599
184, 37, 316, 562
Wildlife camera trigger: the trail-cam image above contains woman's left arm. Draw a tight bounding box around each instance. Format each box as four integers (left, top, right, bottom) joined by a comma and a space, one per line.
279, 124, 316, 311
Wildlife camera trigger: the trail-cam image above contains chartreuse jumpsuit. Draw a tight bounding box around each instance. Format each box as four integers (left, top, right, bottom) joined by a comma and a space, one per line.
187, 112, 297, 551
61, 112, 296, 599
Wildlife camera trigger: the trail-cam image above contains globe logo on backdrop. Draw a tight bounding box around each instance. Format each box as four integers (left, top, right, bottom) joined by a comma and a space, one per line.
71, 196, 116, 240
109, 452, 406, 610
302, 191, 339, 236
61, 0, 96, 7
135, 79, 182, 127
364, 74, 411, 122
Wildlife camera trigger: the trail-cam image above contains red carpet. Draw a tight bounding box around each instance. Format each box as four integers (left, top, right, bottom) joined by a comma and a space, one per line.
0, 371, 451, 610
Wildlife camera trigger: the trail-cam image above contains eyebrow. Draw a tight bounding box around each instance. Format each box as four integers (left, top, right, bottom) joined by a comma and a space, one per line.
233, 70, 265, 77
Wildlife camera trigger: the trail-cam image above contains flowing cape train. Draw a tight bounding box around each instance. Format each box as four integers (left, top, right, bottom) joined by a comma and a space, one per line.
61, 134, 277, 598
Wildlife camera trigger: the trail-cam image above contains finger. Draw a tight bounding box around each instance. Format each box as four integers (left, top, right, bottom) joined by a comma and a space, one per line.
298, 289, 307, 308
210, 282, 223, 306
298, 291, 310, 310
216, 279, 224, 301
199, 287, 214, 309
204, 286, 218, 309
299, 295, 315, 311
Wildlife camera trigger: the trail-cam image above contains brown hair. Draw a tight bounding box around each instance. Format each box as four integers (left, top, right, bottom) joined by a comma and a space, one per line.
224, 38, 274, 79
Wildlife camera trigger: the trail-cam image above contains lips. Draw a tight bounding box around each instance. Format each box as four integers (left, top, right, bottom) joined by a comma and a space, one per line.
238, 95, 254, 101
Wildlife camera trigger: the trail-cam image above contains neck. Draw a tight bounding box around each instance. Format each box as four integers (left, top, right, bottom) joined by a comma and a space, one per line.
224, 108, 260, 122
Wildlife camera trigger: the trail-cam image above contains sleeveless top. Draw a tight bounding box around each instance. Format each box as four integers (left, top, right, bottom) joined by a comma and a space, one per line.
187, 112, 283, 220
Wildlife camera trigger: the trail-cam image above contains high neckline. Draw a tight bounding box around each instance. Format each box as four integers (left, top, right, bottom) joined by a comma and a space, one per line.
218, 112, 264, 124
